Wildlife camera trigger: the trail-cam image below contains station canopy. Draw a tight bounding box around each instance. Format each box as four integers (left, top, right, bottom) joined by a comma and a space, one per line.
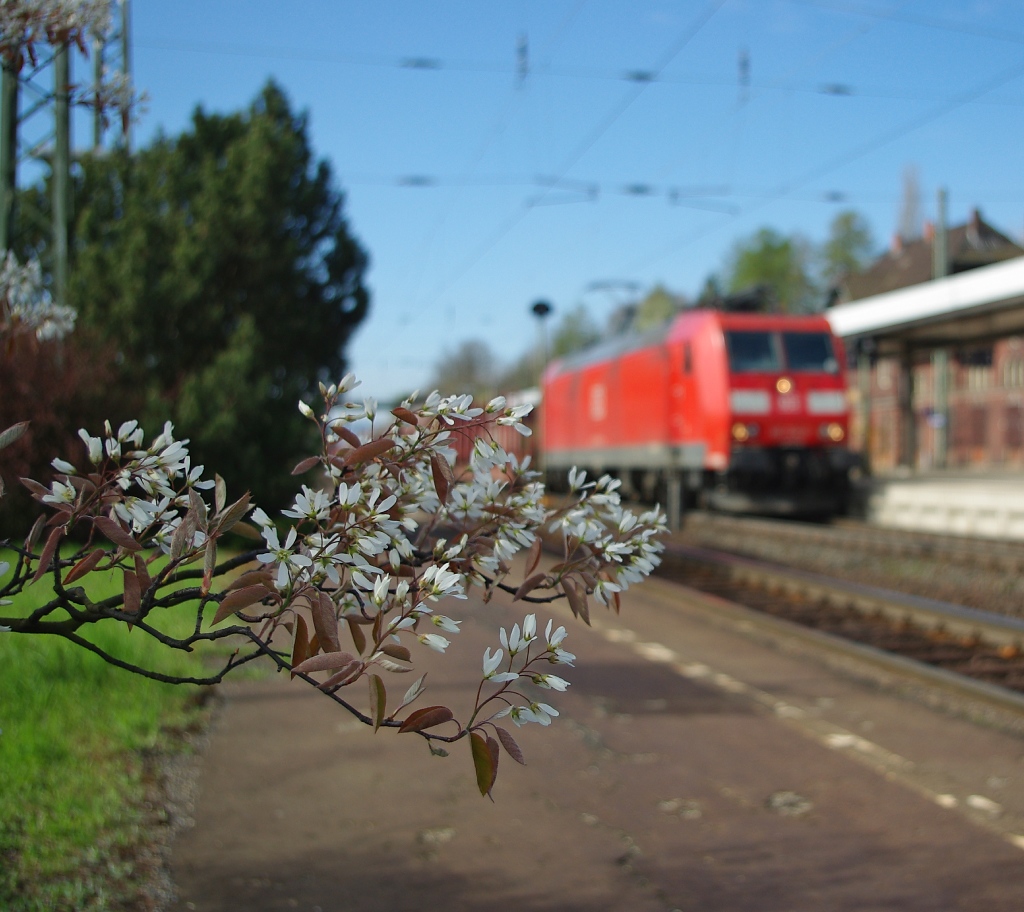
826, 256, 1024, 356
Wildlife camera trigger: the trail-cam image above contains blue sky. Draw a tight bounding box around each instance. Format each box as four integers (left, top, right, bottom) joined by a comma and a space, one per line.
111, 1, 1024, 400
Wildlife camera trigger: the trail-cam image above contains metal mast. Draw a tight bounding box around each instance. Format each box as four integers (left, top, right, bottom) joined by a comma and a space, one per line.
0, 1, 132, 307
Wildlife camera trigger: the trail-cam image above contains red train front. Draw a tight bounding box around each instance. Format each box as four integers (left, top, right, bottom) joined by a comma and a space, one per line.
542, 307, 860, 518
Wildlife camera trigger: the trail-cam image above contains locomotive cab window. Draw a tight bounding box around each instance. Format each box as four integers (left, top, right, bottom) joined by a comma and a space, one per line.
782, 332, 838, 373
725, 331, 780, 372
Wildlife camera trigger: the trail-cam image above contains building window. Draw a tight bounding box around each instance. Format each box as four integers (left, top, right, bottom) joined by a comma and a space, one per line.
1003, 358, 1024, 388
957, 346, 993, 391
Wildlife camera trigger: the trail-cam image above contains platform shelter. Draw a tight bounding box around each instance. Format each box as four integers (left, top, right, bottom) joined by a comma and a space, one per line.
826, 212, 1024, 475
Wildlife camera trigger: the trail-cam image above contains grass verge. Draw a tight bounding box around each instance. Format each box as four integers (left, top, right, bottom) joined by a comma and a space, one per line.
0, 560, 226, 911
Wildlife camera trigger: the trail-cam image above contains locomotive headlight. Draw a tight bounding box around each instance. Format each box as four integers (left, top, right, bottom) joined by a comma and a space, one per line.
820, 422, 845, 442
732, 422, 759, 441
776, 377, 793, 394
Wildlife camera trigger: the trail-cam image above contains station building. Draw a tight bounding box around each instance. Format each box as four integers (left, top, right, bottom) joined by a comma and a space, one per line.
827, 207, 1024, 474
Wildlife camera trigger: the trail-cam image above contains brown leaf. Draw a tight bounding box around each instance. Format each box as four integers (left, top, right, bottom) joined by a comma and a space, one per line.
292, 651, 359, 675
369, 674, 387, 732
319, 661, 363, 690
202, 538, 217, 595
63, 548, 104, 585
347, 617, 367, 655
379, 643, 412, 662
212, 584, 274, 626
524, 536, 543, 578
290, 615, 310, 678
214, 474, 227, 514
123, 570, 141, 616
311, 591, 342, 652
20, 477, 49, 499
0, 421, 29, 451
398, 705, 455, 734
349, 437, 398, 465
170, 510, 196, 560
332, 425, 362, 449
494, 726, 526, 765
227, 567, 275, 591
93, 515, 142, 552
188, 489, 209, 532
23, 514, 45, 552
133, 553, 152, 594
307, 633, 321, 657
562, 576, 590, 624
291, 456, 321, 476
215, 492, 252, 536
514, 572, 548, 602
376, 658, 414, 674
430, 453, 454, 504
391, 406, 419, 427
398, 673, 427, 712
32, 526, 64, 582
470, 731, 499, 797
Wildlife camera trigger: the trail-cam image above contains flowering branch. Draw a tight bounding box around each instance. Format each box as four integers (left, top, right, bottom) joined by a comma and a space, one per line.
1, 375, 667, 796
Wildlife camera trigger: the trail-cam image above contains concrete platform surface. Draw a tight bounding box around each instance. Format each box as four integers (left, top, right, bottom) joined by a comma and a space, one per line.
169, 572, 1024, 912
859, 469, 1024, 540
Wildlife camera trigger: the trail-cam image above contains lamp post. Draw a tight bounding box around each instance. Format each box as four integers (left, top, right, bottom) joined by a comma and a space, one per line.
531, 299, 553, 380
530, 299, 553, 478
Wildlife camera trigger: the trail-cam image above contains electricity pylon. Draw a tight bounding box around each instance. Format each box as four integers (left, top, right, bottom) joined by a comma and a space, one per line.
0, 0, 132, 307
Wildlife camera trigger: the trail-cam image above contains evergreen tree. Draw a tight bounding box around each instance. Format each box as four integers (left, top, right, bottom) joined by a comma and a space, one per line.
65, 81, 370, 508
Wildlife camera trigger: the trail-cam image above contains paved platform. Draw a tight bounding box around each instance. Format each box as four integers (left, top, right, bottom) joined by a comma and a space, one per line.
169, 573, 1024, 911
855, 470, 1024, 540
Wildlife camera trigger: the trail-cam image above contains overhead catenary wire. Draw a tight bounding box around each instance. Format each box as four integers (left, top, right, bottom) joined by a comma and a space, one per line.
404, 0, 589, 318
416, 0, 729, 312
624, 49, 1024, 275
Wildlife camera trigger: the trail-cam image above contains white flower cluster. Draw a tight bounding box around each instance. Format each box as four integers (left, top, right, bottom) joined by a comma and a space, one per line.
480, 615, 575, 727
42, 418, 214, 552
0, 0, 112, 53
555, 468, 666, 605
86, 65, 145, 127
0, 254, 76, 342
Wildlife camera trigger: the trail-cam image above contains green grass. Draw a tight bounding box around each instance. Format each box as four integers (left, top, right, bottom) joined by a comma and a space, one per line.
0, 559, 218, 911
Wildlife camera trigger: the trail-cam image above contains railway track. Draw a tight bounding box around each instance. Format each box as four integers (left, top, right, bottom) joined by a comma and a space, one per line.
656, 539, 1024, 716
682, 510, 1024, 573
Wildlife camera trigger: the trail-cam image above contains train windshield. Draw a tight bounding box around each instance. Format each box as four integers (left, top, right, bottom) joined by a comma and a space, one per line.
725, 331, 780, 372
782, 332, 838, 373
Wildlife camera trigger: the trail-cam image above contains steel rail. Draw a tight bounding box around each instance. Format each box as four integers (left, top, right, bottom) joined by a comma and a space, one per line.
656, 541, 1024, 717
683, 511, 1024, 572
663, 541, 1024, 647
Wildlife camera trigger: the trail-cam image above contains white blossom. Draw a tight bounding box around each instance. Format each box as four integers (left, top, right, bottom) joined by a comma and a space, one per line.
431, 615, 462, 634
0, 253, 76, 341
531, 673, 570, 691
418, 633, 450, 653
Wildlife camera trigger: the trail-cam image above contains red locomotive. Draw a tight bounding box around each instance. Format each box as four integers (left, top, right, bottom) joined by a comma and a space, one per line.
541, 307, 860, 519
